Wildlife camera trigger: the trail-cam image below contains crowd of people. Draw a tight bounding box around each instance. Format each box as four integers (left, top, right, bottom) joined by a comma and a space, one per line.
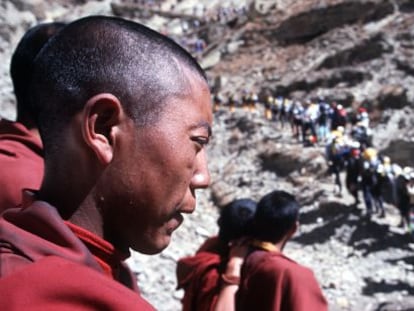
213, 92, 367, 145
213, 91, 414, 234
325, 128, 414, 230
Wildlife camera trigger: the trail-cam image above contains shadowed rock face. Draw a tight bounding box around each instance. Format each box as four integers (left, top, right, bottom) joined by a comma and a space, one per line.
381, 139, 414, 167
259, 152, 299, 177
398, 0, 414, 13
268, 1, 395, 45
318, 34, 393, 69
395, 57, 414, 77
275, 69, 371, 95
376, 85, 409, 110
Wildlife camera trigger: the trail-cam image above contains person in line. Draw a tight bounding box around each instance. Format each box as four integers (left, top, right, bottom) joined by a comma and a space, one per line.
0, 22, 65, 213
236, 190, 328, 311
176, 198, 257, 311
326, 129, 347, 196
241, 90, 249, 111
264, 95, 274, 121
330, 102, 347, 131
289, 100, 303, 141
0, 15, 212, 310
213, 92, 223, 112
360, 147, 380, 216
317, 98, 331, 143
279, 97, 292, 129
407, 172, 414, 234
371, 156, 392, 218
228, 94, 237, 113
345, 143, 361, 206
396, 168, 413, 231
249, 92, 259, 114
301, 100, 318, 146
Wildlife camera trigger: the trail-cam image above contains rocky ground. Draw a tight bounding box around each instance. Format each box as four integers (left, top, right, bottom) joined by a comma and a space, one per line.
1, 0, 414, 310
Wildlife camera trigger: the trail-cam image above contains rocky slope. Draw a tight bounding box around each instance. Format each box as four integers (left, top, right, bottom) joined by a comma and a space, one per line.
1, 0, 414, 310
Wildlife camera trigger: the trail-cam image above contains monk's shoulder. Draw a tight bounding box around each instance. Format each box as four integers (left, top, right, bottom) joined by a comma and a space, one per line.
0, 256, 155, 310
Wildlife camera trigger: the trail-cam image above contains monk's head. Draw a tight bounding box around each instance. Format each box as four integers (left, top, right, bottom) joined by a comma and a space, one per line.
31, 15, 213, 255
252, 190, 299, 245
10, 22, 66, 129
218, 198, 257, 244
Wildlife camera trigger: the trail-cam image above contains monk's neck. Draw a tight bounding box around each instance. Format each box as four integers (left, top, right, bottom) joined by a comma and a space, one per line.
251, 239, 287, 253
68, 196, 104, 239
38, 174, 104, 239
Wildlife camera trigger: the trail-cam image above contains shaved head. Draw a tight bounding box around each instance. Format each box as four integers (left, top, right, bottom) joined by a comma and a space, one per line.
10, 22, 66, 127
31, 15, 207, 156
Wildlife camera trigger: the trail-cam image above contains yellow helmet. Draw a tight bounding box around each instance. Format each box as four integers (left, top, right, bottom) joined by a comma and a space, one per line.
362, 147, 377, 161
331, 130, 343, 139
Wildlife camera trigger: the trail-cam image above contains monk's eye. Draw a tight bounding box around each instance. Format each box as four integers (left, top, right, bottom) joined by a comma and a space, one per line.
193, 136, 209, 148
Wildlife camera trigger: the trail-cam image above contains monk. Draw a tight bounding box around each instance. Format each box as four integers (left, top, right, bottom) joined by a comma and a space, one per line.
236, 190, 328, 311
0, 15, 212, 310
0, 22, 65, 213
177, 198, 257, 311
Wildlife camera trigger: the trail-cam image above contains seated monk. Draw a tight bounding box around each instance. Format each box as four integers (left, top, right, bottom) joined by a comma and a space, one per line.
0, 22, 65, 213
0, 15, 212, 310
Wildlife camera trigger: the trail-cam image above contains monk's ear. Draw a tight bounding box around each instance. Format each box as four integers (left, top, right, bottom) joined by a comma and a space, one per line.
82, 93, 123, 165
288, 221, 299, 239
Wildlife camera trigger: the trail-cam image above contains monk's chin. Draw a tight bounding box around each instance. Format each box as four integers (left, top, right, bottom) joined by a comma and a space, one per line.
135, 235, 172, 255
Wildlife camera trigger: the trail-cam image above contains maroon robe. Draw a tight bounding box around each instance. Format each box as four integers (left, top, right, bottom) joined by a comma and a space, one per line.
176, 236, 226, 311
0, 194, 155, 310
0, 119, 43, 212
237, 250, 328, 311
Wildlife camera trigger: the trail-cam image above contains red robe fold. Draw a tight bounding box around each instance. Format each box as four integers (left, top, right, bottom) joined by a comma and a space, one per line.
0, 197, 155, 310
176, 236, 226, 311
236, 250, 328, 311
0, 119, 43, 212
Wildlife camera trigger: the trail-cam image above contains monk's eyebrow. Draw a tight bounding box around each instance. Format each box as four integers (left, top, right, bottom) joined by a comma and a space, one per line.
191, 121, 212, 137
